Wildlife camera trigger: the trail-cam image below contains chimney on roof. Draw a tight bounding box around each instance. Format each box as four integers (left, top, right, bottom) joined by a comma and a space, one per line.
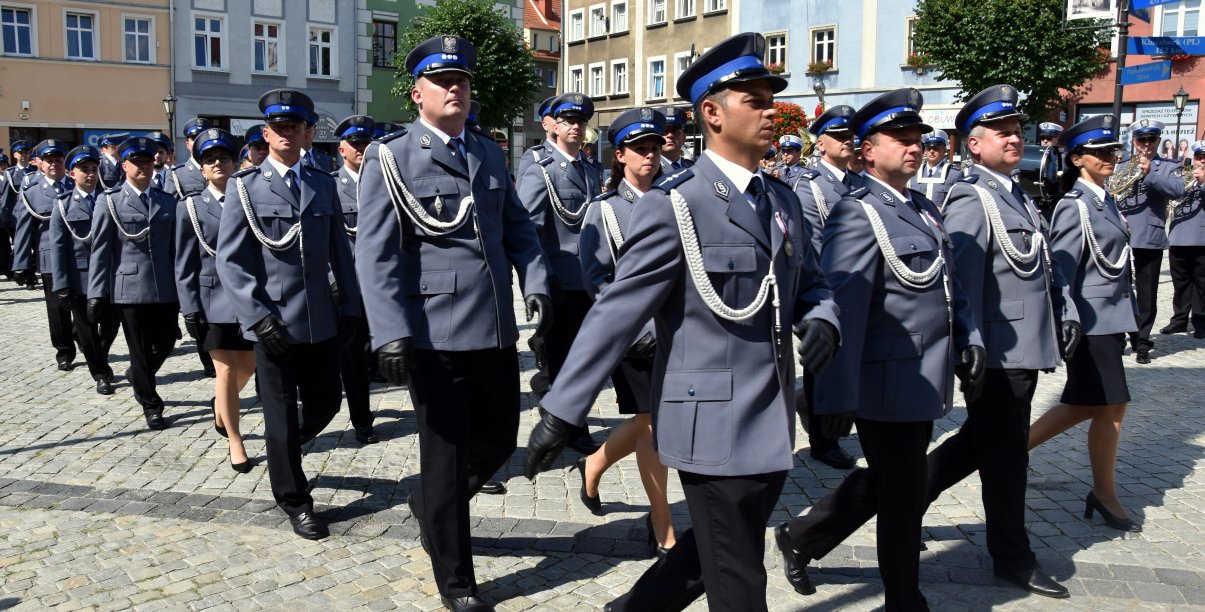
545, 0, 556, 16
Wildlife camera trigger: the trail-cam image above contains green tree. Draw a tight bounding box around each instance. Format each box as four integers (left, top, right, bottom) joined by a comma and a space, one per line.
913, 0, 1112, 120
392, 0, 540, 130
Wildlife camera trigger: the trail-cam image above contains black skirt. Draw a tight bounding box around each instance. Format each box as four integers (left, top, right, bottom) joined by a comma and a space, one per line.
611, 355, 654, 415
201, 322, 255, 352
1060, 333, 1131, 405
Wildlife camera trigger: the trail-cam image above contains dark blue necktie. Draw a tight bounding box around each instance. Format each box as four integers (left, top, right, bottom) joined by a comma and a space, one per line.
449, 137, 468, 172
286, 169, 300, 202
749, 177, 773, 238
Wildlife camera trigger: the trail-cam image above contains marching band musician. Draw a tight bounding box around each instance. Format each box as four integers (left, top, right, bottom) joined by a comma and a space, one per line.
1164, 141, 1205, 337
908, 128, 961, 209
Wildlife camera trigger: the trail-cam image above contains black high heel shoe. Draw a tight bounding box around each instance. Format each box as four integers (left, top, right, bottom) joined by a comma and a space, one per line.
644, 513, 670, 559
229, 456, 253, 474
211, 398, 227, 439
572, 456, 603, 515
1084, 491, 1142, 532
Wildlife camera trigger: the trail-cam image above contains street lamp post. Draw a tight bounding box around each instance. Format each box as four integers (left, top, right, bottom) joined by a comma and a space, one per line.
1173, 86, 1189, 161
162, 93, 177, 138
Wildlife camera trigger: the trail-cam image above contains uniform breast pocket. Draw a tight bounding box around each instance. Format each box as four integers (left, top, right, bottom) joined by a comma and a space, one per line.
117, 211, 147, 234
888, 234, 938, 272
701, 244, 758, 305
406, 270, 456, 343
411, 176, 461, 216
255, 205, 296, 239
657, 369, 734, 465
476, 177, 507, 219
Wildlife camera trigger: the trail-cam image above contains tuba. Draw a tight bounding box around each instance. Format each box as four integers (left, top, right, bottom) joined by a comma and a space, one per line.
1106, 156, 1143, 200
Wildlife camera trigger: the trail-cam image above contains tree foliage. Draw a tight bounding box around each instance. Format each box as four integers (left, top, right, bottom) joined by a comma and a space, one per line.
392, 0, 540, 129
913, 0, 1112, 120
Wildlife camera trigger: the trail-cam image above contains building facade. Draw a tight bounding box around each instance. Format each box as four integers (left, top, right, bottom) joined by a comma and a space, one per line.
521, 0, 561, 155
357, 0, 427, 125
0, 0, 172, 152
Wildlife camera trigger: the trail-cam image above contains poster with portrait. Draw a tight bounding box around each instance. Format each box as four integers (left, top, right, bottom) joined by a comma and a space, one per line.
1067, 0, 1116, 20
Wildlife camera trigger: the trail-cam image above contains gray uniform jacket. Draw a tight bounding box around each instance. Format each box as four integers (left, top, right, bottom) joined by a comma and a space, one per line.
791, 163, 862, 254
942, 167, 1064, 370
814, 175, 980, 422
516, 145, 602, 291
908, 160, 962, 210
98, 155, 124, 191
48, 188, 99, 294
660, 155, 695, 174
332, 166, 360, 246
780, 163, 806, 186
1049, 179, 1138, 335
541, 155, 841, 476
579, 182, 655, 341
169, 159, 206, 199
88, 184, 178, 305
1116, 156, 1185, 250
354, 122, 549, 352
0, 168, 15, 228
175, 190, 238, 324
217, 164, 361, 344
13, 177, 73, 273
515, 141, 549, 181
303, 148, 334, 174
1169, 182, 1205, 247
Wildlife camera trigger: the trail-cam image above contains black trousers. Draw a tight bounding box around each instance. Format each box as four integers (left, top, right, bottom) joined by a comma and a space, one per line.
532, 289, 593, 439
609, 470, 787, 612
0, 227, 12, 276
797, 371, 845, 453
255, 337, 342, 516
336, 314, 373, 428
65, 294, 119, 380
40, 273, 75, 363
117, 302, 179, 413
788, 418, 933, 612
926, 369, 1038, 572
1130, 248, 1163, 350
407, 346, 520, 598
1167, 246, 1205, 330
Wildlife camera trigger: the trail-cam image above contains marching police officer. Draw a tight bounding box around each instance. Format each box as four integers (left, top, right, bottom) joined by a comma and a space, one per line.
1165, 141, 1205, 337
50, 146, 121, 395
169, 118, 218, 378
13, 140, 77, 369
659, 105, 694, 172
97, 133, 129, 191
0, 151, 13, 280
145, 132, 174, 193
217, 89, 362, 539
244, 125, 269, 167
1038, 122, 1064, 148
3, 141, 37, 281
773, 88, 985, 609
516, 96, 557, 180
778, 134, 806, 184
1116, 119, 1185, 363
330, 114, 379, 445
88, 137, 180, 430
301, 112, 335, 173
909, 128, 961, 209
525, 32, 840, 612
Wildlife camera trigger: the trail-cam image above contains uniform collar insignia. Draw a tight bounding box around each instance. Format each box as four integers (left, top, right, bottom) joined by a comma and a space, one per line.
264, 170, 274, 179
341, 177, 348, 183
986, 178, 998, 189
622, 187, 634, 200
714, 181, 729, 198
560, 161, 568, 168
202, 194, 210, 203
419, 134, 432, 147
881, 192, 893, 202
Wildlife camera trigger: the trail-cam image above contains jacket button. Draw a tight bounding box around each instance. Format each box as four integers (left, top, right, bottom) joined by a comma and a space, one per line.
688, 387, 695, 397
421, 284, 428, 291
910, 244, 917, 250
728, 259, 734, 270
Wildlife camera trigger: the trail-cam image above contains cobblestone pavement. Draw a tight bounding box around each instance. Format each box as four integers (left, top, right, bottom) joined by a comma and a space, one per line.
0, 267, 1202, 611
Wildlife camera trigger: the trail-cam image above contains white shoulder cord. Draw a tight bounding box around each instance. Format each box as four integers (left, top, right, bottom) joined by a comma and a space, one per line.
600, 200, 624, 262
96, 164, 112, 192
1075, 198, 1133, 281
971, 184, 1044, 277
104, 193, 151, 241
669, 188, 782, 344
56, 196, 92, 243
235, 176, 300, 251
808, 178, 829, 224
378, 144, 474, 235
3, 169, 16, 195
859, 198, 953, 328
539, 165, 588, 227
21, 188, 51, 222
170, 169, 185, 199
185, 195, 217, 257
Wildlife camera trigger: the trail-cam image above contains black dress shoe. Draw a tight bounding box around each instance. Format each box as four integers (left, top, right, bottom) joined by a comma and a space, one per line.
1160, 323, 1188, 335
354, 425, 379, 444
289, 512, 329, 540
994, 566, 1069, 599
439, 594, 494, 612
1195, 330, 1205, 339
1136, 350, 1151, 364
57, 359, 74, 372
572, 456, 603, 515
95, 378, 114, 395
1085, 491, 1142, 532
144, 413, 169, 431
567, 435, 601, 455
210, 398, 228, 438
774, 523, 816, 596
478, 480, 506, 495
810, 446, 856, 470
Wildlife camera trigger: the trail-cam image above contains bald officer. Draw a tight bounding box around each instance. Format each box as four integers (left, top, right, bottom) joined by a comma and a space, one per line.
909, 128, 962, 209
659, 105, 695, 172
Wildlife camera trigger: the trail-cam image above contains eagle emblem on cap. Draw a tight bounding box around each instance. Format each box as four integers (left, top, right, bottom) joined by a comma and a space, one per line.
443, 36, 458, 54
640, 108, 654, 121
137, 138, 149, 146
281, 90, 293, 103
573, 94, 584, 105
1102, 114, 1114, 124
1001, 85, 1014, 97
1140, 119, 1149, 128
753, 35, 765, 56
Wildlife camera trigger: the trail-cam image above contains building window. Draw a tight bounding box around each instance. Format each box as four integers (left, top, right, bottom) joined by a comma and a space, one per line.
569, 65, 584, 93
568, 9, 584, 41
308, 26, 334, 77
676, 0, 695, 19
123, 16, 151, 63
373, 20, 396, 68
590, 63, 605, 97
65, 12, 96, 60
704, 0, 726, 12
611, 59, 628, 94
812, 26, 836, 66
549, 33, 559, 52
766, 32, 787, 71
253, 21, 282, 73
1, 6, 32, 56
648, 57, 666, 99
193, 15, 223, 69
611, 1, 627, 32
904, 16, 918, 58
674, 52, 692, 98
649, 0, 667, 25
1160, 1, 1200, 36
590, 4, 606, 36
546, 68, 557, 88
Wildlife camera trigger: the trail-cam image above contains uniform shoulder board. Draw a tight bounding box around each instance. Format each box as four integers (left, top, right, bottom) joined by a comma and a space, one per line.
103, 185, 123, 195
530, 143, 547, 153
536, 155, 555, 167
959, 173, 979, 184
329, 169, 340, 178
799, 167, 820, 180
171, 162, 187, 171
765, 172, 789, 187
592, 188, 618, 203
847, 186, 871, 199
232, 166, 261, 179
654, 167, 694, 192
379, 126, 408, 143
1063, 188, 1082, 199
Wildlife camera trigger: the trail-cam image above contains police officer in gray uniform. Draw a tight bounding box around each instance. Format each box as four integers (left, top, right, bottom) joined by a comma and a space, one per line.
773, 88, 985, 610
169, 118, 218, 377
88, 137, 180, 430
909, 128, 961, 209
777, 134, 806, 184
659, 105, 695, 173
301, 111, 335, 173
144, 132, 174, 193
1165, 141, 1205, 336
354, 36, 550, 612
50, 145, 120, 395
525, 33, 841, 612
0, 150, 12, 280
217, 89, 361, 540
97, 133, 129, 191
3, 141, 37, 282
13, 140, 77, 369
1116, 119, 1186, 362
516, 96, 556, 180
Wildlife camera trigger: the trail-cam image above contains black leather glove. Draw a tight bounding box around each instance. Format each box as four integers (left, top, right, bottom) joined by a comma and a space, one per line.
627, 332, 656, 360
1060, 320, 1082, 361
252, 315, 289, 356
525, 293, 554, 338
376, 338, 411, 385
821, 412, 856, 440
523, 408, 573, 480
12, 270, 27, 286
183, 312, 207, 340
796, 319, 839, 373
955, 345, 987, 404
86, 298, 105, 324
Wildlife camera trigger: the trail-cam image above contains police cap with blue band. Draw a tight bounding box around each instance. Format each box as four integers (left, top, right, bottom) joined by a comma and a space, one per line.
548, 93, 594, 120
809, 105, 855, 137
538, 96, 556, 118
258, 88, 315, 124
144, 131, 173, 151
118, 137, 158, 160
922, 129, 949, 147
676, 32, 787, 105
1058, 115, 1121, 152
66, 145, 101, 169
98, 133, 130, 148
406, 35, 475, 79
849, 88, 931, 141
955, 84, 1028, 134
192, 128, 238, 160
1129, 118, 1165, 137
661, 106, 688, 129
608, 107, 666, 148
467, 101, 481, 127
335, 115, 376, 142
34, 140, 69, 158
778, 134, 803, 150
244, 124, 265, 145
10, 140, 30, 153
183, 118, 214, 139
0, 153, 8, 165
239, 145, 250, 161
